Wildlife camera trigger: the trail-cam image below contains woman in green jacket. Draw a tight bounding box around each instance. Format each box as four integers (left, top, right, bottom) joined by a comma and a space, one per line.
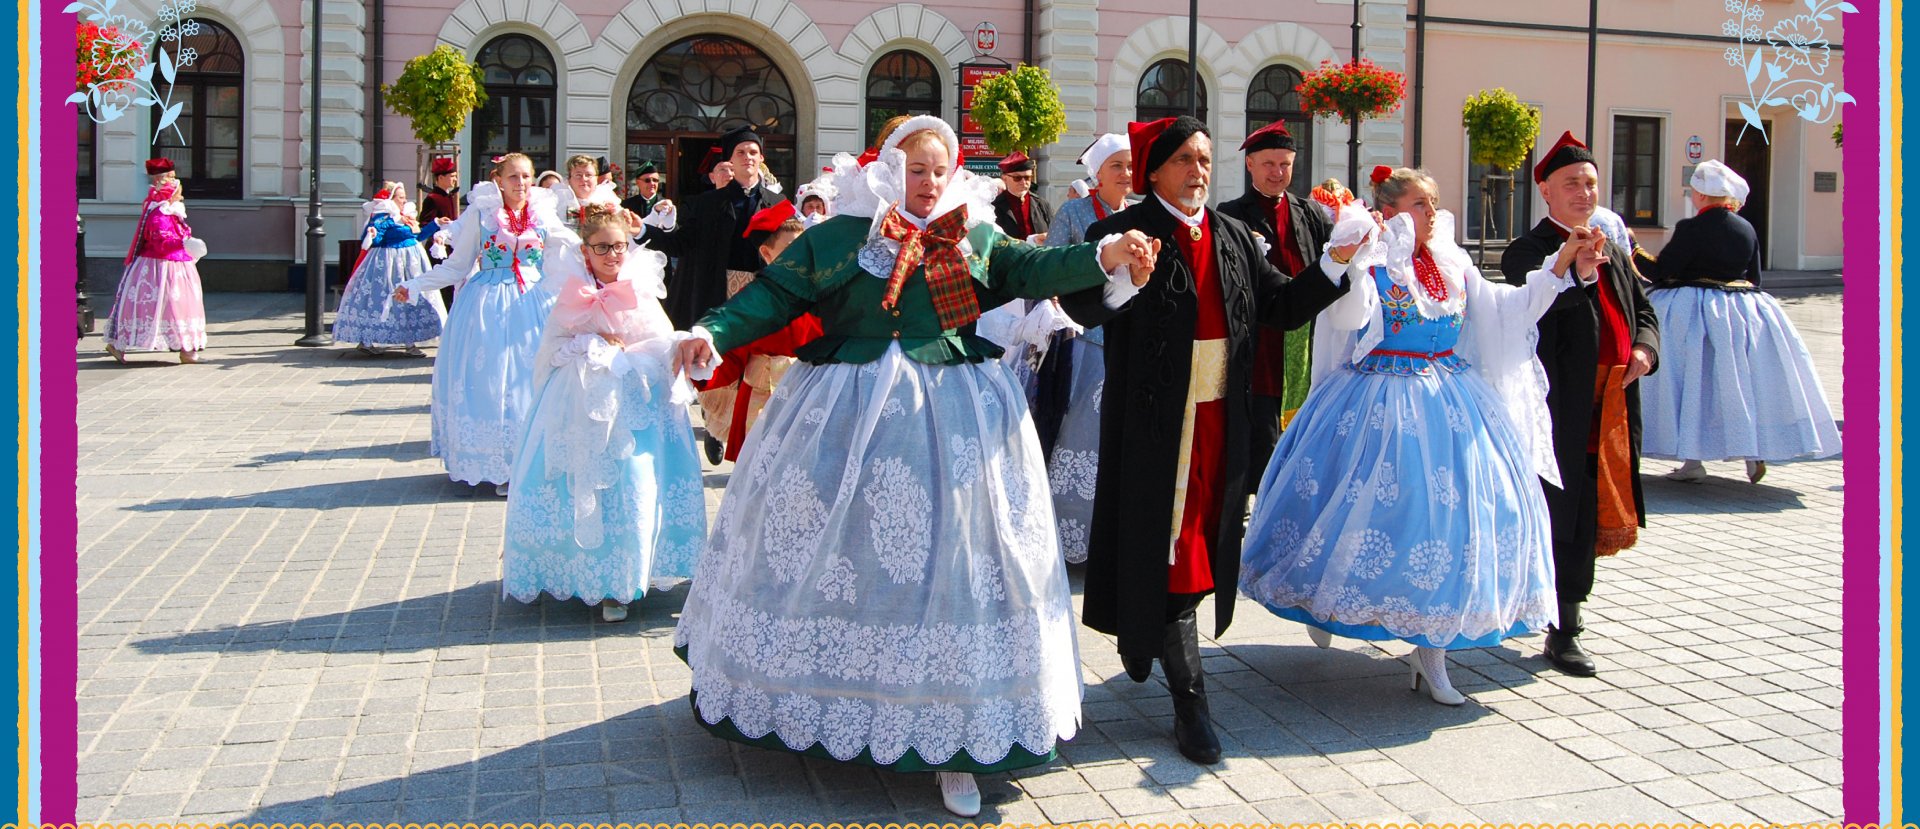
670, 116, 1158, 817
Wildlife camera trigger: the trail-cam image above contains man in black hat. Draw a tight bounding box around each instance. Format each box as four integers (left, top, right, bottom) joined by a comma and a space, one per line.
1058, 115, 1357, 765
1217, 120, 1330, 477
1501, 130, 1660, 678
622, 162, 664, 216
992, 151, 1053, 241
641, 126, 785, 464
640, 125, 785, 330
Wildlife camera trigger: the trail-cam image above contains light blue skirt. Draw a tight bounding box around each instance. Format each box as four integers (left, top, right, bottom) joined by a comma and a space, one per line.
428, 267, 540, 485
334, 245, 444, 346
1240, 365, 1556, 649
1640, 286, 1840, 461
502, 358, 706, 605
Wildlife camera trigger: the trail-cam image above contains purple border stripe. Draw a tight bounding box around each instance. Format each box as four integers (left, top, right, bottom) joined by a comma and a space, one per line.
1839, 0, 1883, 822
41, 2, 79, 821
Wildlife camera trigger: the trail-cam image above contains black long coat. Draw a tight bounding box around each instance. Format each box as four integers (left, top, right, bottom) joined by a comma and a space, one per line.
1217, 190, 1333, 405
1500, 219, 1663, 554
992, 190, 1053, 240
1059, 201, 1349, 660
642, 181, 785, 328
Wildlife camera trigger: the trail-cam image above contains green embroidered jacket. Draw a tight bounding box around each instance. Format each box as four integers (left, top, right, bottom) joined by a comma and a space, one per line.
697, 213, 1112, 365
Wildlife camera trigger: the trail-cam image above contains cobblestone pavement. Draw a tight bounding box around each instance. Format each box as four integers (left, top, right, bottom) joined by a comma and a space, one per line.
72, 287, 1844, 824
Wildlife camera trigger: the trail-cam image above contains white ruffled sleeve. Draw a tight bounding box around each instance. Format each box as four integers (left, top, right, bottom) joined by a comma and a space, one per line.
402, 212, 483, 296
1456, 262, 1571, 488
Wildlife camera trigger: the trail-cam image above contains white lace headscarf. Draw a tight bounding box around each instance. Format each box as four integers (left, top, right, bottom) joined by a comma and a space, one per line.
822, 115, 1004, 277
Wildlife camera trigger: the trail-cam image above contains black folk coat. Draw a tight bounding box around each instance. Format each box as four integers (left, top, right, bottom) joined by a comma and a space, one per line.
643, 180, 785, 329
1500, 219, 1663, 553
992, 190, 1053, 240
1059, 200, 1349, 660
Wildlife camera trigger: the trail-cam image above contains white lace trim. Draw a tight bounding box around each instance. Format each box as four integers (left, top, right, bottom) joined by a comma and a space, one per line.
681, 593, 1079, 765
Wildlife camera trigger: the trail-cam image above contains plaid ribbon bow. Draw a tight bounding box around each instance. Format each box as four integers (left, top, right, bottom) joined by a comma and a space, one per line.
879, 205, 977, 330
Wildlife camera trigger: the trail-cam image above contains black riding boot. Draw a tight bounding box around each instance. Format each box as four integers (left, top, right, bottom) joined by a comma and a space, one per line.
1162, 612, 1221, 764
1544, 600, 1597, 676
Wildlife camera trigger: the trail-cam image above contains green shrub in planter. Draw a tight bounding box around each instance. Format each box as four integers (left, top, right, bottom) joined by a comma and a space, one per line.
383, 45, 488, 145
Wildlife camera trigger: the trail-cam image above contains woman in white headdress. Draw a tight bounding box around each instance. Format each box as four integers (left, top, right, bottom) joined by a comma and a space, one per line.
667, 116, 1159, 817
1034, 133, 1135, 563
1636, 159, 1840, 482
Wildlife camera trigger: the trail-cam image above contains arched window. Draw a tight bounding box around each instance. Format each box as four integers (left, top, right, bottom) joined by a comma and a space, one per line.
625, 35, 798, 200
472, 34, 558, 179
150, 19, 244, 199
865, 50, 942, 146
1136, 58, 1208, 124
1246, 64, 1314, 199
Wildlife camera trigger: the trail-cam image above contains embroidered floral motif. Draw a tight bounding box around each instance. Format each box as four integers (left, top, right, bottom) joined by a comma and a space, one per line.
815, 555, 858, 604
1340, 529, 1397, 580
1335, 408, 1358, 437
763, 467, 828, 582
863, 457, 933, 583
665, 479, 705, 528
1047, 449, 1099, 502
1374, 462, 1400, 506
803, 407, 830, 425
1293, 458, 1321, 500
1428, 466, 1461, 509
969, 555, 1006, 606
950, 436, 983, 488
1057, 519, 1088, 564
880, 398, 906, 420
1404, 540, 1454, 591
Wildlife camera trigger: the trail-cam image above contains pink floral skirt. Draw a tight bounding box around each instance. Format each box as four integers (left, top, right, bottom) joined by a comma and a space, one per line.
105, 256, 207, 352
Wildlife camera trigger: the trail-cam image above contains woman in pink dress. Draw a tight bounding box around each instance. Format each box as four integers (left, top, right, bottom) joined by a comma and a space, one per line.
105, 157, 208, 364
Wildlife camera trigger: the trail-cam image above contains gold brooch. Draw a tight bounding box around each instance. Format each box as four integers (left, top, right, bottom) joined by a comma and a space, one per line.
1188, 225, 1202, 241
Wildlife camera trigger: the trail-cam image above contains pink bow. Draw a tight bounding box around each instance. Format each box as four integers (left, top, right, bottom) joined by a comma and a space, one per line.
553, 278, 639, 333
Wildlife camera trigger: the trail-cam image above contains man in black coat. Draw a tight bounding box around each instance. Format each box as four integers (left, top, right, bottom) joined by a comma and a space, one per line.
1060, 116, 1358, 765
639, 125, 787, 330
1216, 120, 1332, 475
1500, 131, 1661, 678
991, 151, 1053, 241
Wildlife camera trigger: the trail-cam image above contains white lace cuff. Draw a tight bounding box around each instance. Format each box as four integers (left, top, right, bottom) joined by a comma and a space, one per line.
686, 326, 721, 382
1317, 252, 1350, 282
1094, 233, 1144, 309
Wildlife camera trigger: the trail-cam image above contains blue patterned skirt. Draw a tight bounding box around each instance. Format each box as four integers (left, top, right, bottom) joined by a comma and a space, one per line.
1239, 365, 1556, 649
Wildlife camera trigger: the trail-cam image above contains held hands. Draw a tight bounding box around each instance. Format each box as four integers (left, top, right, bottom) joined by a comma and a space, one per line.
1099, 230, 1161, 286
1554, 226, 1610, 283
671, 335, 714, 377
392, 285, 411, 304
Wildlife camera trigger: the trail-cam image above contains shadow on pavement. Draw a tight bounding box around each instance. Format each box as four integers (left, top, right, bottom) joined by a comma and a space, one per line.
124, 471, 463, 511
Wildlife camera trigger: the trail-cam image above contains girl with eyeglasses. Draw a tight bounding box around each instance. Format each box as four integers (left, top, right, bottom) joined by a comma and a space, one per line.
500, 205, 708, 622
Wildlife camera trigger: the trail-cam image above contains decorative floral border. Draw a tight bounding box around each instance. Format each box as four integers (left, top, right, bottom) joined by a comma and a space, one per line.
65, 0, 198, 141
1722, 0, 1856, 143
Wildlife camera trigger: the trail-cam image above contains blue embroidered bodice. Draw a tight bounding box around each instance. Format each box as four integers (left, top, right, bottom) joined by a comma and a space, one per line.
1355, 266, 1469, 376
366, 214, 437, 248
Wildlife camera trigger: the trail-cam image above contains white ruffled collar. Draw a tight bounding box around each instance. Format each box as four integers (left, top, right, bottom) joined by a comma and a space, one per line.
1378, 210, 1467, 319
361, 197, 401, 222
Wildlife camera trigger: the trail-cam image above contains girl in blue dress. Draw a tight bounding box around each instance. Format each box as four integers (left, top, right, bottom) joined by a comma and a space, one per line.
394, 153, 581, 493
334, 182, 445, 354
1240, 167, 1598, 705
503, 206, 708, 621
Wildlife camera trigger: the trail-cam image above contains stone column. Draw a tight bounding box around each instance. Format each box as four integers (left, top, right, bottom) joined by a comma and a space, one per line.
1034, 0, 1101, 194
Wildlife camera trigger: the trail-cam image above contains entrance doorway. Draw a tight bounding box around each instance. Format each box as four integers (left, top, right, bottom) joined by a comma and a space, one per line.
1724, 119, 1772, 268
625, 35, 800, 202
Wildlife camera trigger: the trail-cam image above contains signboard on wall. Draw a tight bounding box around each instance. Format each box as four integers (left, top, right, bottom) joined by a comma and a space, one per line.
957, 58, 1012, 174
973, 22, 998, 56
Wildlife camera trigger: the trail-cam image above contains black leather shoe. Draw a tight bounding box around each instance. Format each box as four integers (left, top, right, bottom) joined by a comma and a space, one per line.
1121, 654, 1153, 683
1162, 613, 1221, 764
1543, 601, 1598, 677
703, 434, 724, 466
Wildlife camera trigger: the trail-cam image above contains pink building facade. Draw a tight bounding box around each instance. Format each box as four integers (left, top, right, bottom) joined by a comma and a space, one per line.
79, 0, 1842, 279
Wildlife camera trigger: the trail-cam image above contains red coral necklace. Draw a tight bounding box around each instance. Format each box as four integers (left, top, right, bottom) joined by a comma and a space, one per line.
1412, 248, 1449, 302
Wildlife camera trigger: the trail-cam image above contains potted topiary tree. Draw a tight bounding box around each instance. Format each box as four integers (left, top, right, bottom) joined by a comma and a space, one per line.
1461, 87, 1540, 264
969, 63, 1068, 165
382, 45, 488, 188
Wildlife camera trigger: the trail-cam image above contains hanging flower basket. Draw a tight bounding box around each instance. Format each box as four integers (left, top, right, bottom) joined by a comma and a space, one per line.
1295, 59, 1407, 124
76, 21, 146, 92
